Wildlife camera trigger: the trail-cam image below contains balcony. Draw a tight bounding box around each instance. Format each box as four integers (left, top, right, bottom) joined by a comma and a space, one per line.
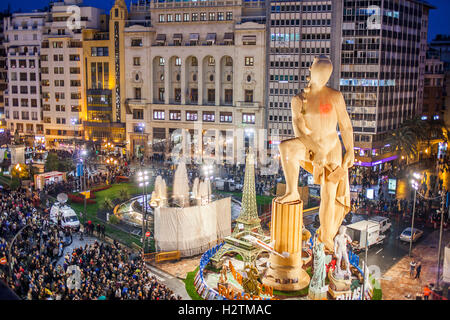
84, 121, 125, 128
236, 101, 259, 108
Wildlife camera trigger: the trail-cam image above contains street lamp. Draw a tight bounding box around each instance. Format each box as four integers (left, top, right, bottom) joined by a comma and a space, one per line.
409, 172, 420, 257
80, 150, 88, 227
137, 170, 150, 250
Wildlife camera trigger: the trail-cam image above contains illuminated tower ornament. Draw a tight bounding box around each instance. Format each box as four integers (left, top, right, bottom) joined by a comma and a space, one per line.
210, 149, 270, 268
232, 148, 262, 235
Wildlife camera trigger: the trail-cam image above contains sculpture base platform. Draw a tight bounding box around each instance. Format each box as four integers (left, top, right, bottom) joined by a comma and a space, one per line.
327, 269, 352, 299
308, 286, 328, 300
262, 199, 310, 291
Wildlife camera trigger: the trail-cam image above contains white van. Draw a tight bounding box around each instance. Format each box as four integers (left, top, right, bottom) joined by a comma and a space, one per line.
50, 202, 80, 231
368, 216, 392, 233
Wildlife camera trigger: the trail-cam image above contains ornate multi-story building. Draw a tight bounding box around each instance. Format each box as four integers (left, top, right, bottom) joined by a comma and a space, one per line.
3, 11, 47, 142
124, 0, 267, 163
422, 48, 445, 120
81, 0, 128, 144
0, 11, 10, 129
40, 0, 103, 146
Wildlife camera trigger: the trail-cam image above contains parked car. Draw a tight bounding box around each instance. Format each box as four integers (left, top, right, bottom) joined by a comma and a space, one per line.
399, 227, 423, 243
368, 216, 392, 233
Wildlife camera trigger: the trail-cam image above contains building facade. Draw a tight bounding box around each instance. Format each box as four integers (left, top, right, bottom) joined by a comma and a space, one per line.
82, 0, 128, 145
422, 49, 445, 120
124, 0, 267, 163
40, 1, 103, 146
340, 0, 433, 167
266, 0, 340, 153
3, 12, 46, 142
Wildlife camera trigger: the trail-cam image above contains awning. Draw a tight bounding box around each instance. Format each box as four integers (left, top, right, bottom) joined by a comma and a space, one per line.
224, 32, 234, 42
156, 34, 166, 42
206, 33, 216, 42
189, 33, 199, 41
242, 35, 256, 44
173, 33, 182, 40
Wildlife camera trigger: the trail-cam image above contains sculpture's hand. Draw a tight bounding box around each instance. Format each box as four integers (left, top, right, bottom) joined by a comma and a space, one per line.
342, 152, 355, 169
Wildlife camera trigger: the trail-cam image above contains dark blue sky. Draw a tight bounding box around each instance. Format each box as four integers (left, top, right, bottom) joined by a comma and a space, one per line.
1, 0, 449, 41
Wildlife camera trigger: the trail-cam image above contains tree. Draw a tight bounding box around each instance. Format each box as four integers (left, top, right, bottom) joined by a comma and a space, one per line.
386, 125, 418, 164
118, 188, 130, 202
100, 197, 114, 211
44, 152, 60, 172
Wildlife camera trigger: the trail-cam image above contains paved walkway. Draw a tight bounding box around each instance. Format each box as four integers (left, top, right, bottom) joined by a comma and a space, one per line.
380, 229, 450, 300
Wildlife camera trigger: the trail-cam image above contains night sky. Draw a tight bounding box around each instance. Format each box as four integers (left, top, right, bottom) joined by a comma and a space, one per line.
0, 0, 449, 41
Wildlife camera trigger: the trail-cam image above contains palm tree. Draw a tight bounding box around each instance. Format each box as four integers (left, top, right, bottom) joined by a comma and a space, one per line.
386, 125, 419, 165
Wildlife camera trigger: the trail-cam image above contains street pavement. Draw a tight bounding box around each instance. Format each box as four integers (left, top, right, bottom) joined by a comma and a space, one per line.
380, 228, 450, 300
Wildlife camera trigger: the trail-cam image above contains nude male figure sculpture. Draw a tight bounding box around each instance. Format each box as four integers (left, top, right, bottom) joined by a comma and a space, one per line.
276, 56, 354, 251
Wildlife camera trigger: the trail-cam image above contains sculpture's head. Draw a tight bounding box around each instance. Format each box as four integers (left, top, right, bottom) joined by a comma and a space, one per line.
338, 225, 347, 235
309, 55, 333, 88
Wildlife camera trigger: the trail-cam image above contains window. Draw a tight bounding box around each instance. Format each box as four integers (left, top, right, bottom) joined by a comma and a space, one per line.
31, 112, 38, 120
133, 109, 144, 120
54, 80, 64, 87
209, 12, 215, 21
225, 57, 233, 66
175, 14, 181, 22
71, 105, 80, 112
131, 39, 143, 47
11, 72, 17, 81
245, 57, 254, 66
20, 99, 28, 107
225, 89, 233, 104
71, 92, 81, 100
53, 54, 63, 61
169, 110, 181, 121
19, 73, 27, 81
12, 98, 19, 107
203, 111, 215, 122
31, 99, 37, 107
133, 57, 140, 66
158, 88, 165, 101
54, 67, 64, 74
220, 112, 232, 123
192, 13, 198, 21
159, 57, 165, 66
159, 14, 165, 22
134, 87, 141, 99
175, 58, 181, 66
69, 55, 80, 61
153, 110, 165, 120
70, 67, 80, 74
13, 111, 19, 119
174, 88, 181, 102
207, 89, 215, 103
183, 13, 189, 22
52, 41, 63, 48
191, 57, 198, 66
190, 88, 198, 102
208, 57, 215, 66
218, 12, 224, 21
200, 13, 206, 21
226, 12, 233, 20
71, 80, 81, 87
245, 90, 253, 102
55, 105, 66, 112
186, 111, 198, 121
12, 86, 18, 94
10, 59, 17, 67
91, 47, 109, 56
242, 113, 255, 124
167, 14, 173, 22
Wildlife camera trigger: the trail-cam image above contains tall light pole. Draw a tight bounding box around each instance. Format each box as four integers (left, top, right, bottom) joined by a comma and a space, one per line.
409, 172, 420, 257
81, 149, 88, 227
137, 170, 149, 250
436, 188, 446, 291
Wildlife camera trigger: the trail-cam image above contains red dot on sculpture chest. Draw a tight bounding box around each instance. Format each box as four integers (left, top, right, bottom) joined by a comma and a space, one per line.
319, 102, 332, 114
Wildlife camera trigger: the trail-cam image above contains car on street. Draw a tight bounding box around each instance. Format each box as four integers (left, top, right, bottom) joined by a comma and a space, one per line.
399, 227, 423, 243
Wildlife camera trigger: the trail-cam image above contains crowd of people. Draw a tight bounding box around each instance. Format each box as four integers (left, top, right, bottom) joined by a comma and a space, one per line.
0, 187, 182, 300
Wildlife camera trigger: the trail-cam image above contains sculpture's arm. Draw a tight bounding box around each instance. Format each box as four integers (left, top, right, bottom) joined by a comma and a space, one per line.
291, 95, 323, 158
335, 92, 354, 168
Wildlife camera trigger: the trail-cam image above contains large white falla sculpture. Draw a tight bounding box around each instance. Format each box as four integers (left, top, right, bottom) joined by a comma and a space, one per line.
275, 55, 354, 252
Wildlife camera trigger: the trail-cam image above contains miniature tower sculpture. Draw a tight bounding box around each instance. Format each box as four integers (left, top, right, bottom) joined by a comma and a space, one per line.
210, 149, 270, 268
233, 150, 262, 235
173, 161, 190, 207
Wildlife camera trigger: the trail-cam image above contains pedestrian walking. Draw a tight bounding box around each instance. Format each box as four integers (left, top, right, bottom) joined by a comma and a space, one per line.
423, 285, 431, 300
415, 261, 422, 280
410, 259, 417, 278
